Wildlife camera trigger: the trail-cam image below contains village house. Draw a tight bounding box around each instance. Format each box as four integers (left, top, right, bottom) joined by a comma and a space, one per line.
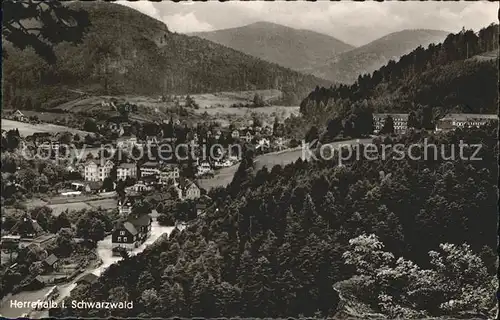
1, 235, 21, 250
159, 164, 180, 185
256, 137, 271, 151
140, 161, 161, 177
373, 113, 409, 134
111, 214, 152, 252
231, 130, 240, 139
9, 216, 44, 238
213, 129, 222, 140
76, 273, 98, 286
117, 195, 139, 216
70, 181, 108, 194
197, 160, 212, 176
111, 222, 139, 251
116, 135, 138, 150
435, 113, 498, 132
116, 163, 137, 181
84, 159, 114, 181
178, 179, 201, 200
19, 234, 56, 249
130, 215, 152, 242
240, 129, 255, 143
125, 177, 156, 193
12, 110, 28, 122
43, 254, 60, 272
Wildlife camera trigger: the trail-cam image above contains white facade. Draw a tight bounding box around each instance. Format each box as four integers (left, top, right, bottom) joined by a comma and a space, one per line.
84, 160, 113, 181
373, 113, 409, 134
140, 162, 160, 177
117, 163, 137, 181
159, 166, 180, 185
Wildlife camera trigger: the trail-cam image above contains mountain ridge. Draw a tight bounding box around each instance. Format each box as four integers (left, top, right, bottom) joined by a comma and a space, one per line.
2, 2, 331, 109
190, 21, 355, 73
308, 28, 449, 83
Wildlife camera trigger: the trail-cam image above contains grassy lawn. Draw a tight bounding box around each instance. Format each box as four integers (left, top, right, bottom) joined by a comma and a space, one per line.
1, 119, 92, 137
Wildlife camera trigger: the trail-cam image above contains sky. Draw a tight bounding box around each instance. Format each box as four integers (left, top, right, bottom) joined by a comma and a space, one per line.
119, 0, 498, 46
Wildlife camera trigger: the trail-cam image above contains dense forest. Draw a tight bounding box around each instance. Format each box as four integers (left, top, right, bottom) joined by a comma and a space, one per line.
300, 24, 498, 117
51, 123, 497, 319
2, 1, 330, 110
307, 29, 448, 83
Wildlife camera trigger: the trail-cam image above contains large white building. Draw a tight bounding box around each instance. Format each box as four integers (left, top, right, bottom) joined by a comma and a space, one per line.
435, 113, 498, 131
373, 113, 409, 134
140, 161, 160, 178
159, 164, 180, 185
116, 163, 137, 181
84, 159, 114, 181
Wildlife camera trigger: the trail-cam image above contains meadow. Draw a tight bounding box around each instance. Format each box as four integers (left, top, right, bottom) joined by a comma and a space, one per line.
1, 119, 92, 137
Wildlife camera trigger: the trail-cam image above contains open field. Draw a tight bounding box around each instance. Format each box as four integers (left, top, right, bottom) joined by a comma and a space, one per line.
1, 119, 92, 137
44, 197, 116, 216
9, 90, 298, 128
190, 89, 282, 108
48, 202, 93, 216
194, 105, 299, 117
12, 193, 118, 216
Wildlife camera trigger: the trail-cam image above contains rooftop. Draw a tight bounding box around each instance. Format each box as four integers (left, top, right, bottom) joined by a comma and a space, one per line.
141, 161, 159, 167
122, 221, 138, 236
441, 113, 498, 121
77, 273, 99, 285
44, 254, 59, 266
129, 214, 152, 227
373, 113, 409, 118
118, 163, 136, 169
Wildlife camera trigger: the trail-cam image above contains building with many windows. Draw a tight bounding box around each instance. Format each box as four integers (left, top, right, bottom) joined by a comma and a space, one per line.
84, 159, 114, 181
111, 215, 151, 252
373, 113, 409, 134
116, 163, 137, 181
139, 161, 160, 178
159, 164, 180, 185
435, 113, 498, 132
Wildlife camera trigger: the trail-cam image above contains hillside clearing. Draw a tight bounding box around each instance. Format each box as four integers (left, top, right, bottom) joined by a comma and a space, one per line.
1, 119, 93, 136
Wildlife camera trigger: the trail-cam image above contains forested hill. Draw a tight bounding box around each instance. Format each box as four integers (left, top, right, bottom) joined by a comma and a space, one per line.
300, 24, 499, 117
307, 29, 449, 83
2, 1, 330, 108
51, 124, 497, 319
191, 21, 354, 73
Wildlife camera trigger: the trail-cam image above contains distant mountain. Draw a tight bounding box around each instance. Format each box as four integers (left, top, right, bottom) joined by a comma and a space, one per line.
190, 21, 354, 73
301, 24, 499, 117
308, 29, 449, 83
2, 3, 331, 109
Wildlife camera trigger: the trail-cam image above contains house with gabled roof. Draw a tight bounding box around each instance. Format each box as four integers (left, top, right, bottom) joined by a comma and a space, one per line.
178, 178, 201, 200
117, 195, 140, 216
77, 273, 98, 286
43, 254, 60, 272
12, 110, 28, 122
84, 159, 113, 182
111, 214, 152, 252
111, 221, 138, 251
76, 273, 99, 284
9, 215, 44, 238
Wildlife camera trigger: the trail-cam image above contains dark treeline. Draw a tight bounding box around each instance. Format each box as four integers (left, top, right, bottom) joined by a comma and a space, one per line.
51, 123, 497, 319
300, 24, 499, 116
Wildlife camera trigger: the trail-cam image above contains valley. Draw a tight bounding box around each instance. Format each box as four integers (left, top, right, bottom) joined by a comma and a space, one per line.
1, 1, 497, 319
